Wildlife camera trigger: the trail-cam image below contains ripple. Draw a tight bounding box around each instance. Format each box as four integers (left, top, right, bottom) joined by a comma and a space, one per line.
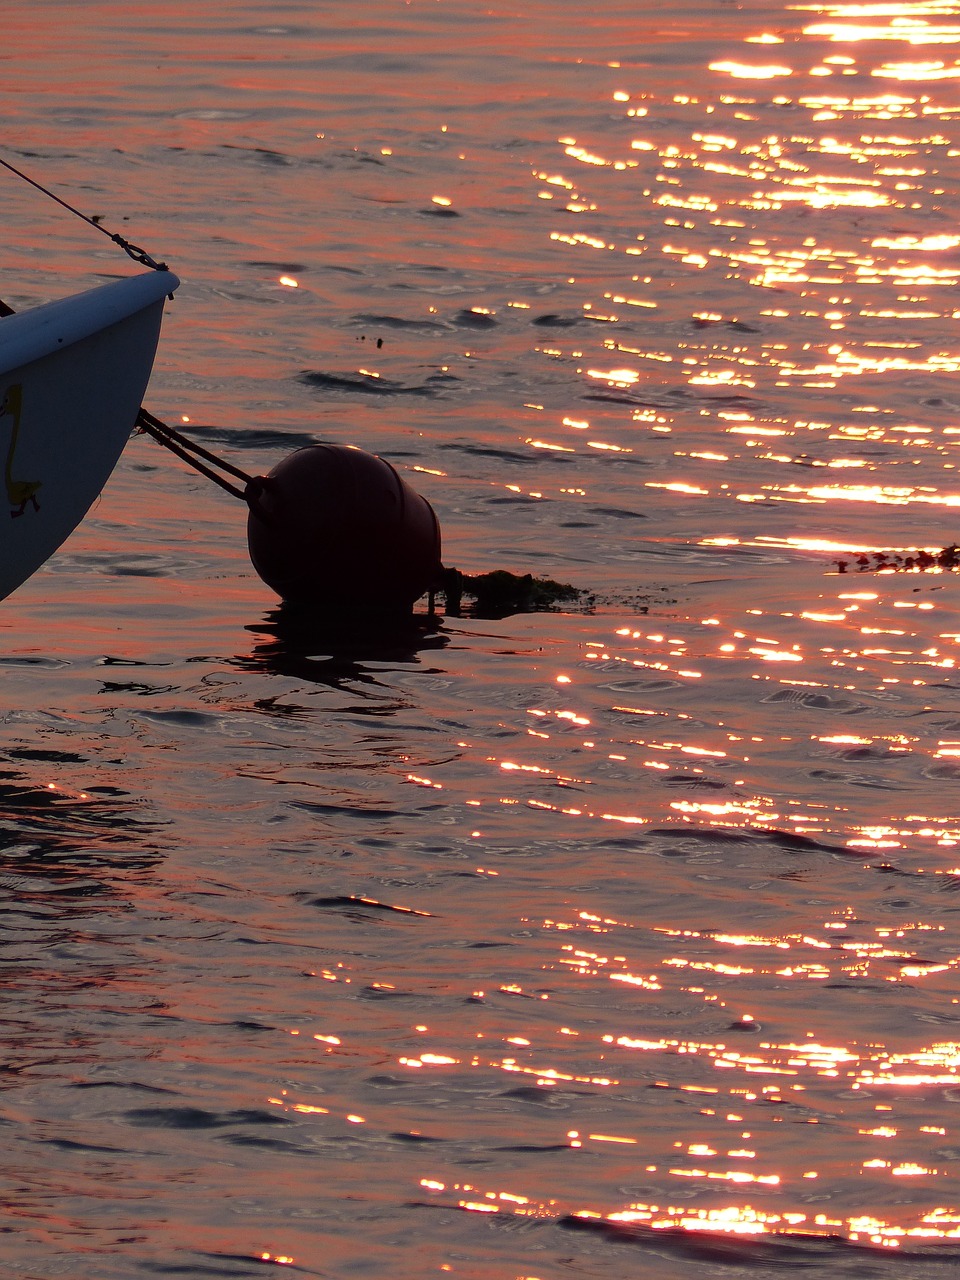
300, 370, 445, 396
123, 1107, 290, 1130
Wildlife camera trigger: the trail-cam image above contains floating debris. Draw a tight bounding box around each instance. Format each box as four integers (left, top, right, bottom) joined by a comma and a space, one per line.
834, 545, 960, 574
440, 568, 592, 618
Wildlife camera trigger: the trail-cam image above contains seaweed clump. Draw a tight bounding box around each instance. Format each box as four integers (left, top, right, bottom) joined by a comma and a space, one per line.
835, 544, 960, 574
439, 568, 592, 618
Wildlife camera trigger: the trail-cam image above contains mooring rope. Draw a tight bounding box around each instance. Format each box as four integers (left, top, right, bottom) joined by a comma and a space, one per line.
0, 289, 253, 504
135, 410, 255, 503
0, 153, 169, 273
0, 155, 267, 499
0, 156, 283, 507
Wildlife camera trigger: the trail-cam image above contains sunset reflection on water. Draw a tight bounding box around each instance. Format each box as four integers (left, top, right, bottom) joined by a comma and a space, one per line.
366, 0, 960, 1250
397, 880, 960, 1247
518, 0, 960, 593
4, 0, 960, 1274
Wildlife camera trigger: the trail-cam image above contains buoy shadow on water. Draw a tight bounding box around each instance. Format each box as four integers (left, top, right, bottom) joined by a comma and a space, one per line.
241, 604, 448, 690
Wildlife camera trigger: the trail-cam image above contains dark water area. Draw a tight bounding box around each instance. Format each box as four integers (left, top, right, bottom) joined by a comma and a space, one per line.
2, 1, 960, 1275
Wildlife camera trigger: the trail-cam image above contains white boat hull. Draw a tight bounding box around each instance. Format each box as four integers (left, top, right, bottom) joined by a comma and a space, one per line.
0, 270, 179, 601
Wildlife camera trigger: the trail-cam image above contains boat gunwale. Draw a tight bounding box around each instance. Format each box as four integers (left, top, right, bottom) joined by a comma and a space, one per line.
0, 270, 180, 378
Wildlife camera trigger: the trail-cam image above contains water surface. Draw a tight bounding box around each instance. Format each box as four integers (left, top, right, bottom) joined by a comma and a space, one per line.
1, 2, 960, 1276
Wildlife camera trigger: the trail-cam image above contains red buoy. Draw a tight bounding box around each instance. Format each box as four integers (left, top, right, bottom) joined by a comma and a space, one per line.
246, 444, 442, 614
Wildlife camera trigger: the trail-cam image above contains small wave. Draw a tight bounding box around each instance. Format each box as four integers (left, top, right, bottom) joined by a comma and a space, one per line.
558, 1213, 960, 1268
646, 825, 849, 856
9, 747, 87, 763
217, 1133, 307, 1152
661, 774, 727, 789
924, 762, 960, 779
43, 1137, 128, 1154
439, 442, 534, 462
298, 893, 432, 917
140, 1250, 318, 1276
453, 308, 497, 329
219, 142, 293, 164
300, 370, 445, 397
532, 313, 582, 327
762, 688, 867, 713
587, 506, 647, 519
604, 678, 683, 692
124, 1106, 290, 1130
834, 744, 899, 759
760, 827, 850, 855
333, 148, 386, 166
0, 654, 69, 668
352, 313, 446, 332
290, 800, 412, 820
181, 424, 319, 450
809, 767, 904, 790
134, 709, 218, 728
648, 826, 748, 845
244, 259, 307, 273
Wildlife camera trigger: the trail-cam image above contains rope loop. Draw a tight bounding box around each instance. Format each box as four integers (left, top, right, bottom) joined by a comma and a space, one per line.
109, 232, 168, 273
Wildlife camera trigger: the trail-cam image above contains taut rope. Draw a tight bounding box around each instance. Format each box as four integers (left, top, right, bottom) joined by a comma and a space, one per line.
0, 153, 169, 273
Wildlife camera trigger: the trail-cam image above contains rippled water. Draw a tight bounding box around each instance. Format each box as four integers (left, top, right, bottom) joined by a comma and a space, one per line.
2, 1, 960, 1276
